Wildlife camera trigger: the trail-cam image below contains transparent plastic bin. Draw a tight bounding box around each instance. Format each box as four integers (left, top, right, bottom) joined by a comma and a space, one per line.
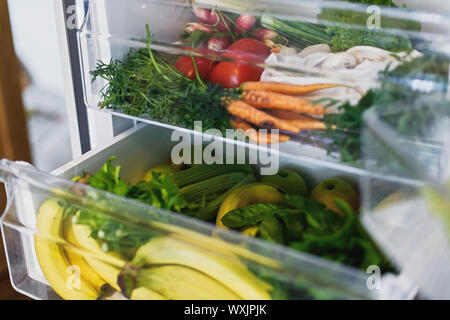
79, 0, 450, 165
1, 124, 418, 300
362, 92, 450, 184
360, 92, 450, 299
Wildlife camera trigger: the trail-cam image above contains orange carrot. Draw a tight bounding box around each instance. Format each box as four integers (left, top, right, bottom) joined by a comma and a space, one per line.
241, 90, 326, 115
241, 82, 361, 96
263, 109, 326, 130
264, 109, 318, 121
227, 101, 301, 133
289, 119, 326, 130
230, 119, 290, 144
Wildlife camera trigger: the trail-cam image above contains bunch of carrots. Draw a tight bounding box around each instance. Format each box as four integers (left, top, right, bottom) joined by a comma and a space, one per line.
226, 82, 354, 144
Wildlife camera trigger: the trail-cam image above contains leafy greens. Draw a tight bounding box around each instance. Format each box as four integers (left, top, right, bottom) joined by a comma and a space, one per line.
222, 194, 390, 271
64, 157, 190, 253
91, 28, 238, 134
261, 0, 420, 52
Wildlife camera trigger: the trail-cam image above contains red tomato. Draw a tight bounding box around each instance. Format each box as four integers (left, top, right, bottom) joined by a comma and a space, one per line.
174, 56, 216, 81
210, 62, 264, 89
210, 39, 271, 88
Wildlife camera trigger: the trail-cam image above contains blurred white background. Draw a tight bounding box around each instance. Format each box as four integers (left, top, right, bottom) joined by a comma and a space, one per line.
8, 0, 63, 96
7, 0, 72, 172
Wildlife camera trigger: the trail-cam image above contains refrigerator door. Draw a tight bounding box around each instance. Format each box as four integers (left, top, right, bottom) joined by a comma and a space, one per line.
53, 0, 136, 158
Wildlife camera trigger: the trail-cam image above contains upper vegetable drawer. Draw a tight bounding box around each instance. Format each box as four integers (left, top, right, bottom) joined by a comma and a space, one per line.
78, 0, 450, 167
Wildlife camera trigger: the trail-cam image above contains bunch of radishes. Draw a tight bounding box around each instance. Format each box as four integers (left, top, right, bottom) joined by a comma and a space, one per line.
174, 8, 287, 88
185, 7, 281, 51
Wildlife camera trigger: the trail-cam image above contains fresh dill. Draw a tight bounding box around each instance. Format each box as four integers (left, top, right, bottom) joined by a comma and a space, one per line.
91, 36, 238, 134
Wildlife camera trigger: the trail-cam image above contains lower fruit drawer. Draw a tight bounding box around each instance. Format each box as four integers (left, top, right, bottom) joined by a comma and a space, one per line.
0, 124, 418, 300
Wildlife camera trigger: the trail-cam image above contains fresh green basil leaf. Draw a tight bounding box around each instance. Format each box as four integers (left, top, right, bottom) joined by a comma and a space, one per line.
275, 211, 305, 241
258, 216, 286, 245
221, 203, 290, 228
86, 156, 130, 197
285, 194, 344, 233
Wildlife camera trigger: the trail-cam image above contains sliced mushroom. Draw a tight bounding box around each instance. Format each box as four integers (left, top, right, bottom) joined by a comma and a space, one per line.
321, 52, 358, 70
298, 44, 331, 58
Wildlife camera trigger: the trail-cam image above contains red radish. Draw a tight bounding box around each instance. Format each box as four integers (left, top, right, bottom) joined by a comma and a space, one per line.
251, 28, 287, 48
192, 7, 219, 25
192, 7, 234, 33
185, 22, 214, 34
207, 36, 231, 51
235, 14, 256, 33
216, 13, 233, 32
251, 28, 279, 41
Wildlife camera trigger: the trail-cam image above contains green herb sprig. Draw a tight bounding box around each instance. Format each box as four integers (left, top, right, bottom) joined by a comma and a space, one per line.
91, 28, 239, 134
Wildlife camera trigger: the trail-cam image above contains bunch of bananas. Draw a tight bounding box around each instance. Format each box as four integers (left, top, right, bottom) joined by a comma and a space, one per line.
34, 199, 273, 300
35, 199, 132, 300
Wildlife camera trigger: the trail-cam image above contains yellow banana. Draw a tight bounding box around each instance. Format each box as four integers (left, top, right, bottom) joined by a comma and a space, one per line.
149, 221, 280, 269
69, 223, 126, 268
34, 200, 99, 300
130, 287, 167, 300
138, 265, 240, 300
67, 224, 237, 300
216, 183, 285, 229
62, 215, 111, 293
83, 256, 122, 292
68, 221, 126, 291
241, 227, 259, 237
132, 237, 272, 300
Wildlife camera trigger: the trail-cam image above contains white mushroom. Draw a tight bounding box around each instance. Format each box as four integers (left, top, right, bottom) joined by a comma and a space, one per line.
321, 52, 358, 70
279, 47, 298, 56
390, 49, 423, 62
298, 44, 331, 58
346, 46, 392, 64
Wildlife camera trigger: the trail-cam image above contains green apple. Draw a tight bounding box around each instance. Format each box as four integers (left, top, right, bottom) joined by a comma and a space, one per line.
261, 169, 308, 196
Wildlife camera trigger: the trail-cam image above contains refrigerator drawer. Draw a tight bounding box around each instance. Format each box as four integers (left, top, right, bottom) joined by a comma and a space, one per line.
0, 124, 417, 300
78, 0, 450, 166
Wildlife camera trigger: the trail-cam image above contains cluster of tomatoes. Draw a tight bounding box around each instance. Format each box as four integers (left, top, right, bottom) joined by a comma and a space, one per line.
174, 38, 271, 88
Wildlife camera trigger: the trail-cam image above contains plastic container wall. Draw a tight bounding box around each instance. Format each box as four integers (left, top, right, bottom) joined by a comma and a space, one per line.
361, 93, 450, 299
0, 124, 416, 300
78, 0, 450, 165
